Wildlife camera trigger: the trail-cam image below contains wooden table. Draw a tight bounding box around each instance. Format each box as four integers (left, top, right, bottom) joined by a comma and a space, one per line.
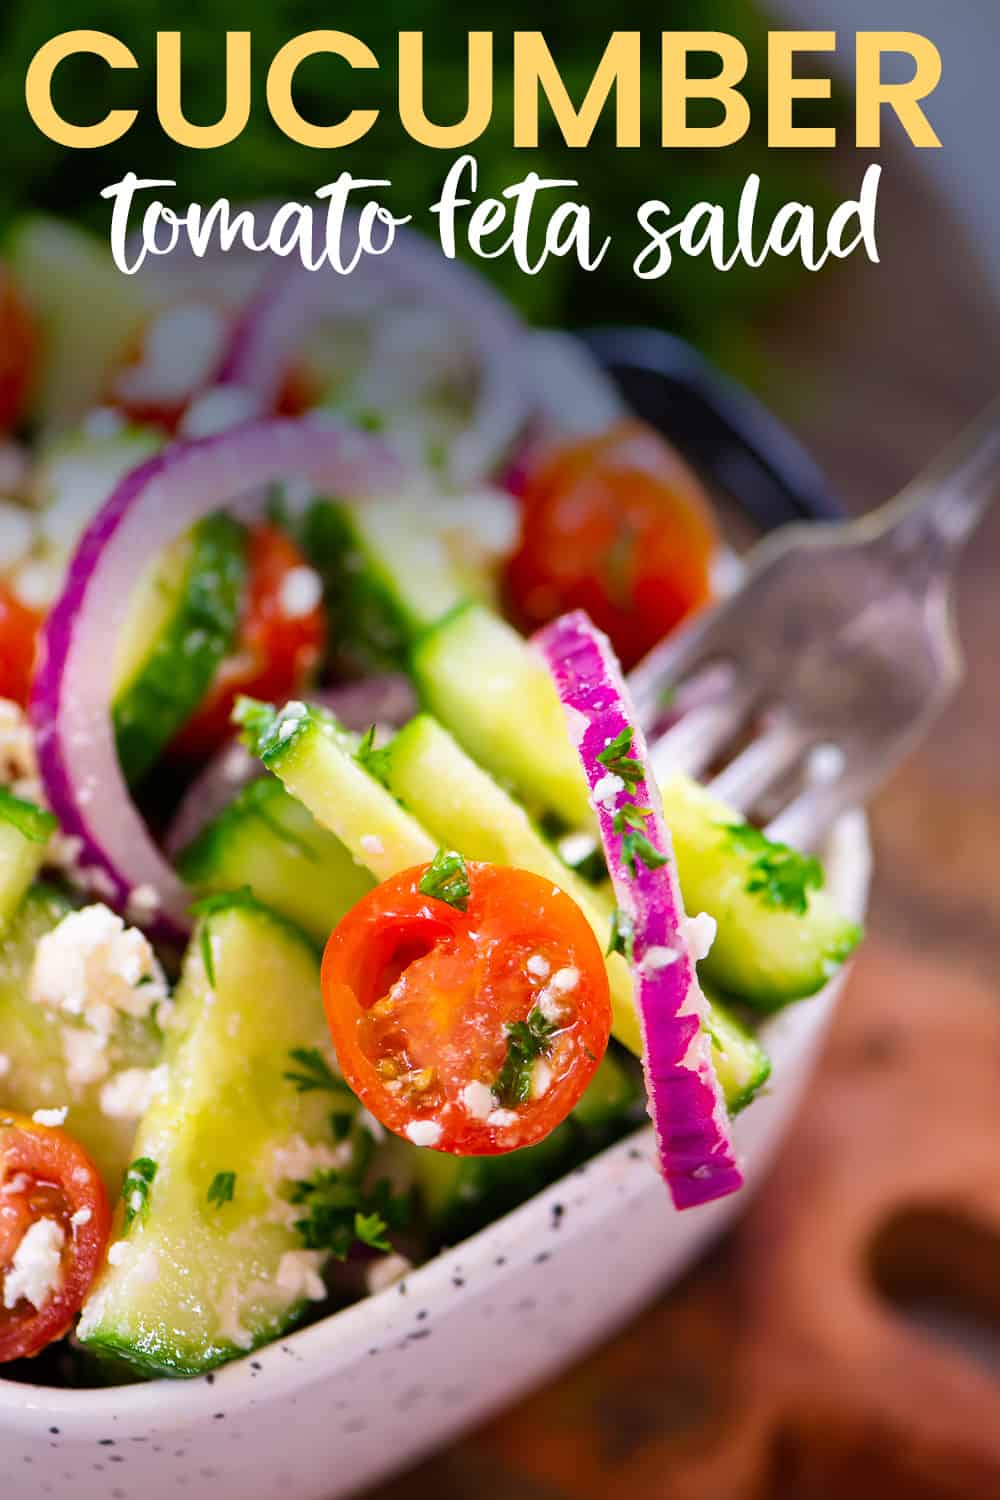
369, 149, 1000, 1499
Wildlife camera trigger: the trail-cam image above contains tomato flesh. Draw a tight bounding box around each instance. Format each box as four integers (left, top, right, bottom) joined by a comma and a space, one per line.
172, 523, 325, 757
0, 1114, 110, 1362
0, 584, 42, 707
322, 862, 612, 1155
0, 266, 36, 433
504, 419, 718, 670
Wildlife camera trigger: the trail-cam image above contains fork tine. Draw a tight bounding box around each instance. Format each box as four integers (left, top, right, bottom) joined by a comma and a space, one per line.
648, 693, 752, 782
628, 605, 731, 729
765, 782, 849, 851
707, 722, 808, 815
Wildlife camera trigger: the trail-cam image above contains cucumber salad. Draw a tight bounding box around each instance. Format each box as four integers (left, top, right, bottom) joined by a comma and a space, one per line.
0, 216, 860, 1382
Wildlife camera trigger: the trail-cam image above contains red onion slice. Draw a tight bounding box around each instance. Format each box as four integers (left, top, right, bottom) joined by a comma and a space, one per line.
535, 609, 742, 1210
219, 217, 529, 485
30, 418, 405, 940
164, 675, 416, 859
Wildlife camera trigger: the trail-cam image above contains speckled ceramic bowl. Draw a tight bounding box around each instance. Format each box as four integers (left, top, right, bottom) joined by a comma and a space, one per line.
0, 813, 869, 1500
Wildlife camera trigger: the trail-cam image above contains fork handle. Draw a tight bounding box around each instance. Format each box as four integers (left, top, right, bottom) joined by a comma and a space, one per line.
875, 394, 1000, 579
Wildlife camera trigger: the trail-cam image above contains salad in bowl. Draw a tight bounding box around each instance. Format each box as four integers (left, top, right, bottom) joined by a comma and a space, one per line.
0, 215, 861, 1389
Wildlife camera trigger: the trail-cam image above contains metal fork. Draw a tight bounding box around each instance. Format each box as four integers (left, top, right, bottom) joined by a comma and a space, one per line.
629, 397, 1000, 849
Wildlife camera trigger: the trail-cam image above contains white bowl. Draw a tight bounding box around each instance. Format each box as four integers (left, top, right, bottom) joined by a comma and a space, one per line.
0, 812, 869, 1499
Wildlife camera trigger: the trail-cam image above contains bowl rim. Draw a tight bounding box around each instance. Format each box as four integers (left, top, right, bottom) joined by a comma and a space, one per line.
0, 811, 870, 1432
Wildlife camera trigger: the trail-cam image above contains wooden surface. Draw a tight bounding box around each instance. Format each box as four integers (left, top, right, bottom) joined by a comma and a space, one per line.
368, 151, 1000, 1499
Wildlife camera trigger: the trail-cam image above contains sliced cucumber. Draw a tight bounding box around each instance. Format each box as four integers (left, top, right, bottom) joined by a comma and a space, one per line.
242, 701, 435, 881
383, 713, 642, 1054
0, 886, 162, 1189
411, 603, 593, 831
660, 774, 862, 1007
704, 993, 771, 1114
301, 497, 466, 673
415, 1122, 576, 1242
112, 514, 247, 783
177, 778, 373, 945
0, 791, 55, 930
570, 1047, 640, 1129
78, 897, 341, 1377
7, 216, 149, 433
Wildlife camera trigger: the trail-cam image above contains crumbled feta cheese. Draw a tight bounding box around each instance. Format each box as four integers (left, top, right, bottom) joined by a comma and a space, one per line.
62, 1025, 110, 1088
99, 1065, 167, 1121
214, 1279, 254, 1350
70, 1207, 92, 1230
639, 945, 679, 974
126, 883, 160, 920
32, 1106, 67, 1128
275, 1249, 327, 1303
405, 1119, 442, 1148
178, 383, 257, 439
556, 831, 599, 869
269, 1135, 347, 1187
134, 1248, 160, 1284
2, 1218, 65, 1311
487, 1109, 518, 1129
531, 1060, 553, 1098
12, 559, 62, 612
31, 904, 169, 1036
0, 507, 33, 571
592, 772, 624, 811
525, 954, 550, 979
685, 913, 718, 963
360, 833, 384, 856
365, 1253, 413, 1297
0, 697, 41, 800
0, 1053, 8, 1078
81, 406, 126, 440
1, 1173, 30, 1197
107, 1241, 128, 1266
536, 965, 580, 1023
279, 565, 323, 619
460, 1081, 494, 1120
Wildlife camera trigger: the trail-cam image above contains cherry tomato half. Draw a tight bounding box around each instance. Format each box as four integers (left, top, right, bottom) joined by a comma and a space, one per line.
0, 1113, 110, 1362
0, 583, 42, 707
322, 862, 612, 1156
172, 524, 325, 758
0, 266, 37, 434
504, 419, 719, 670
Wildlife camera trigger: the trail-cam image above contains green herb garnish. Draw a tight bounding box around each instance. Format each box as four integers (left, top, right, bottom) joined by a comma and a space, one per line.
207, 1171, 236, 1209
723, 823, 824, 916
0, 787, 56, 844
418, 848, 471, 912
122, 1157, 158, 1232
596, 727, 644, 789
356, 725, 394, 787
290, 1172, 410, 1259
284, 1047, 350, 1096
607, 908, 635, 965
612, 803, 652, 835
620, 830, 668, 879
495, 1008, 558, 1107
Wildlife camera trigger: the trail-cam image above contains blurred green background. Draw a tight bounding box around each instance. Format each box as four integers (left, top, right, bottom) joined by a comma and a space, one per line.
0, 0, 833, 366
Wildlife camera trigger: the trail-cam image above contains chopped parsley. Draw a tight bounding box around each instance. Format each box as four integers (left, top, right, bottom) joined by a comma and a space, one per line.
356, 725, 394, 787
207, 1171, 236, 1209
418, 848, 471, 912
0, 787, 57, 844
495, 1008, 558, 1107
607, 908, 635, 965
596, 727, 644, 789
122, 1157, 158, 1232
723, 823, 823, 916
290, 1172, 410, 1259
620, 830, 668, 879
612, 803, 652, 835
284, 1047, 350, 1096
